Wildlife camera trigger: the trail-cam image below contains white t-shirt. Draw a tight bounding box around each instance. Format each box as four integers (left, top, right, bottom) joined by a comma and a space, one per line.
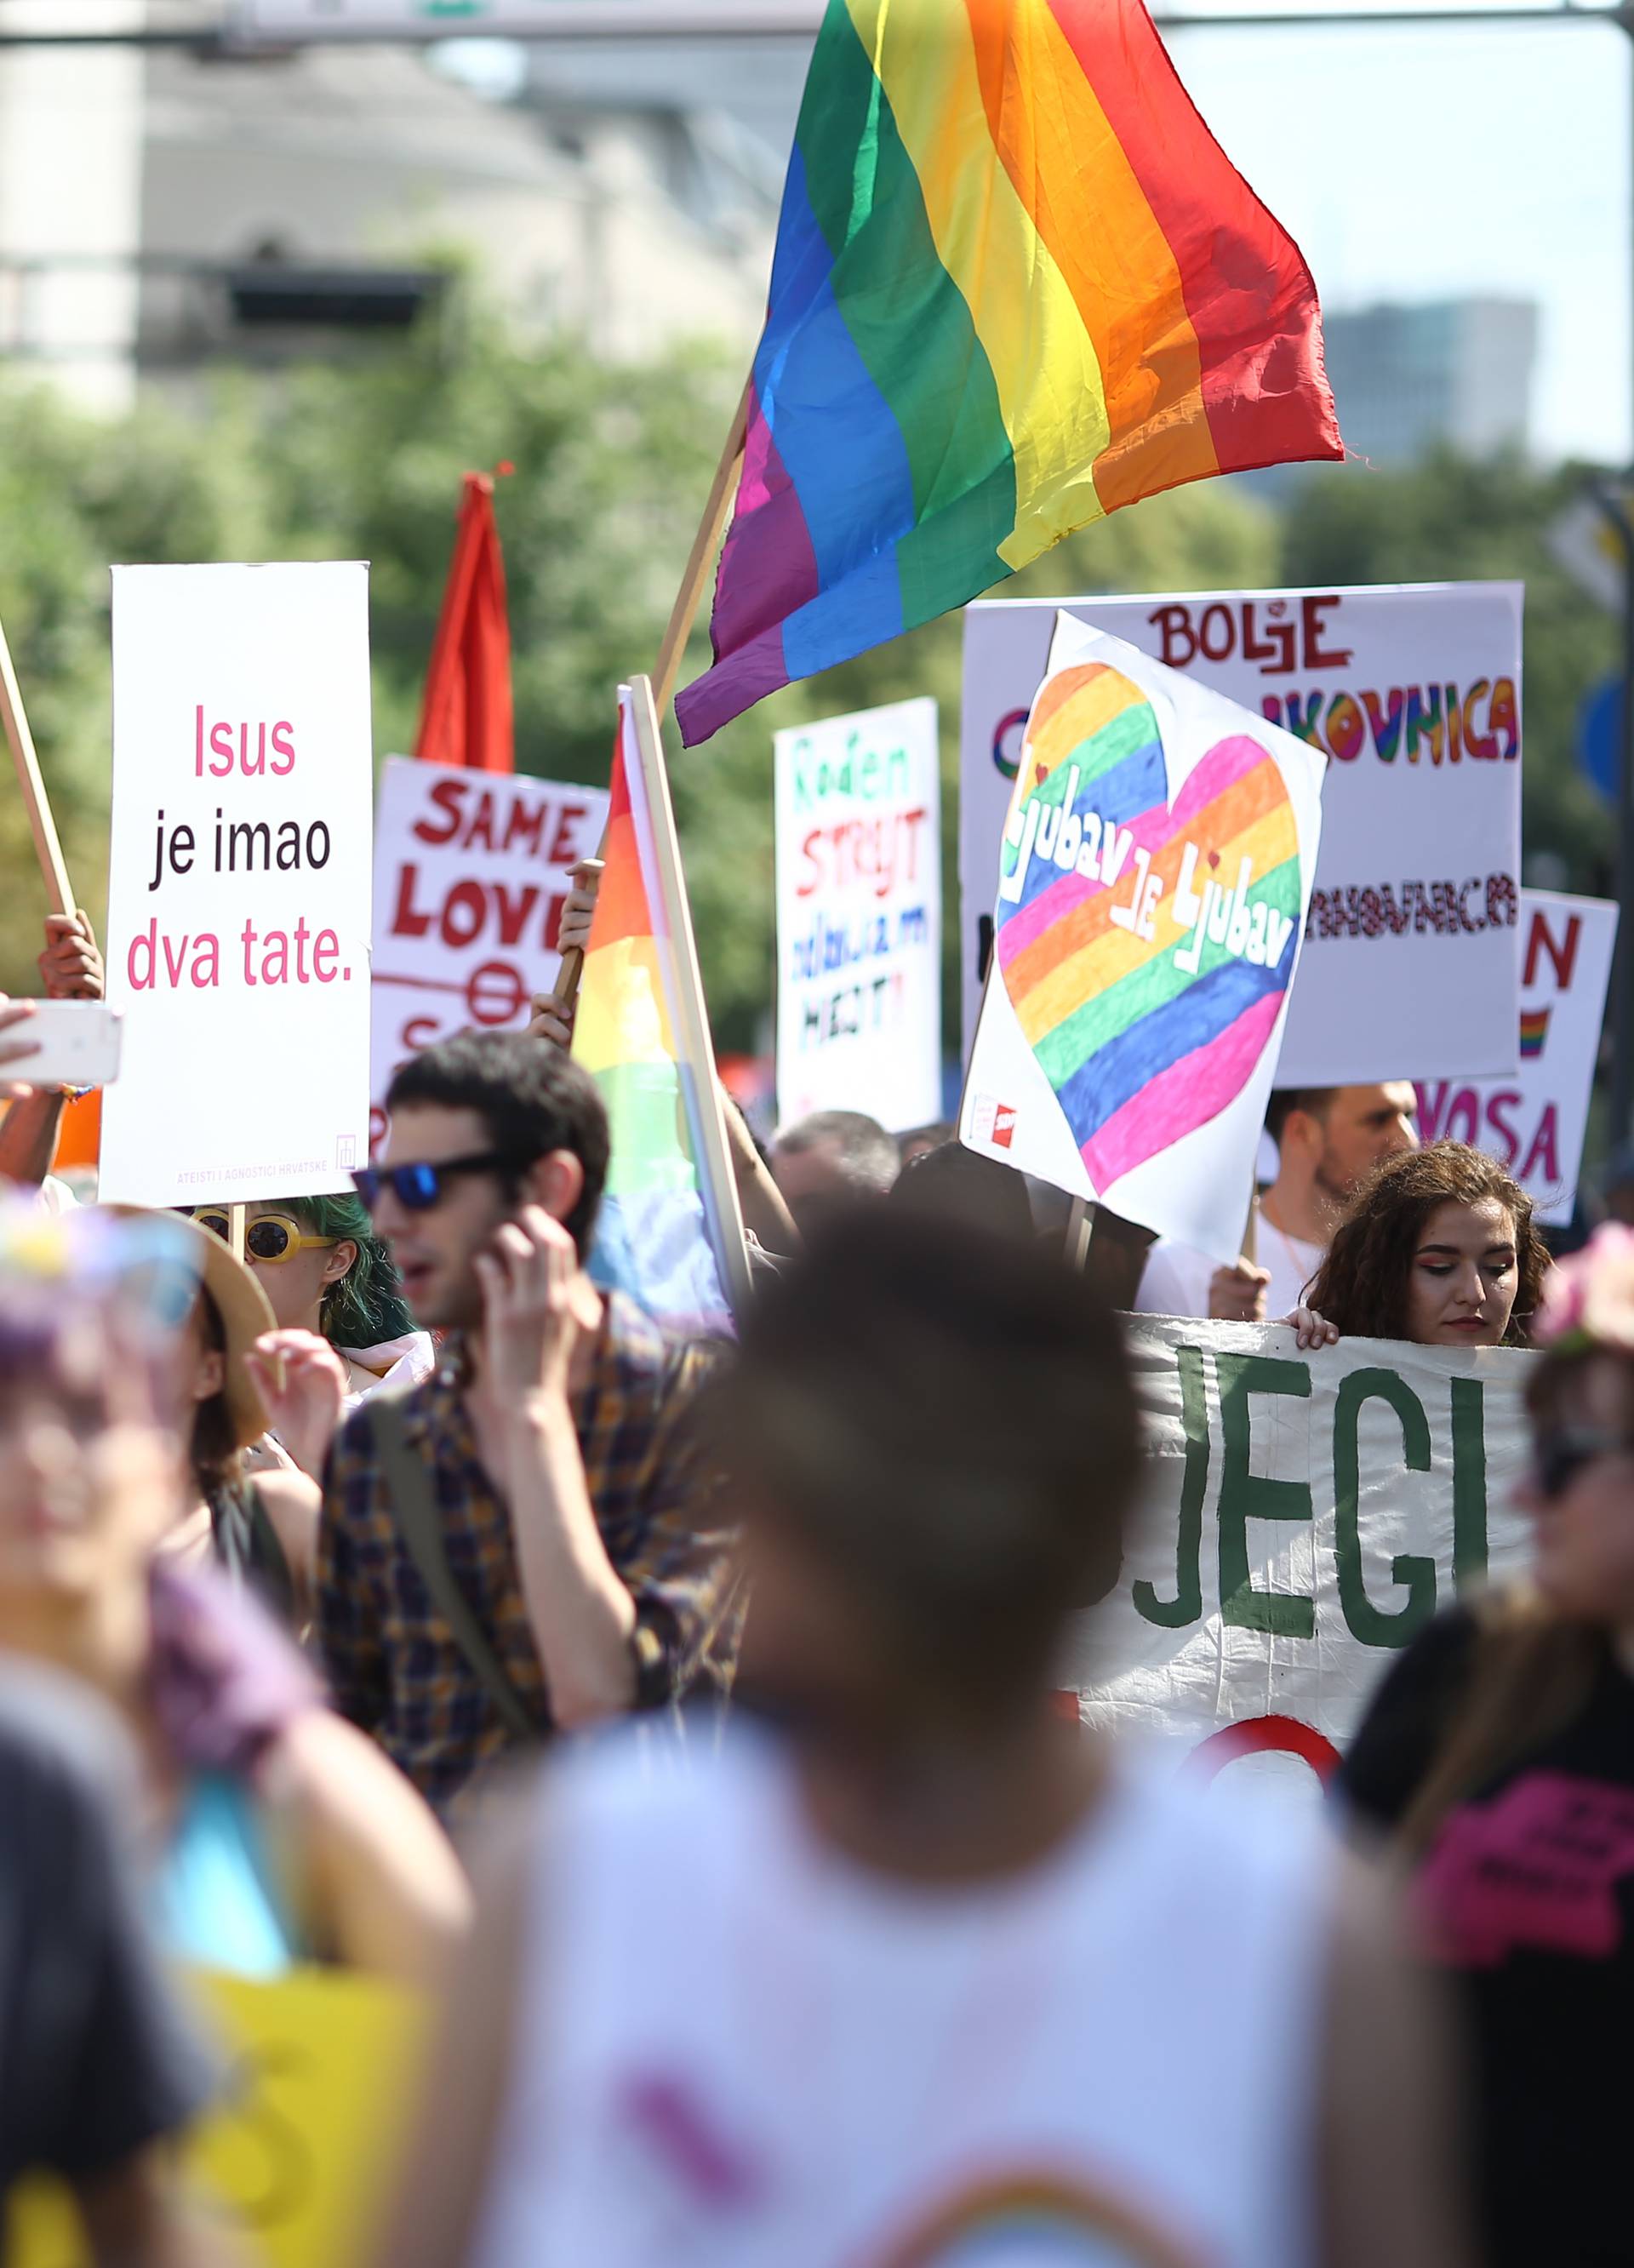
1134, 1221, 1323, 1324
471, 1724, 1330, 2268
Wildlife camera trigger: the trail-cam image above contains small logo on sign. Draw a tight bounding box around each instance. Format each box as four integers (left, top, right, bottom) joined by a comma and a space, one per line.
336, 1135, 357, 1171
970, 1094, 1018, 1151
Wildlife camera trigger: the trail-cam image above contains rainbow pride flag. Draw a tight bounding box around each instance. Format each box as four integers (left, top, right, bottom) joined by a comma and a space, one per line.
573, 691, 737, 1339
1519, 1006, 1551, 1060
675, 0, 1341, 747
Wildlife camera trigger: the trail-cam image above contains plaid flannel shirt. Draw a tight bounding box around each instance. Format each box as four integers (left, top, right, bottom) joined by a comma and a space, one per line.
316, 1292, 738, 1812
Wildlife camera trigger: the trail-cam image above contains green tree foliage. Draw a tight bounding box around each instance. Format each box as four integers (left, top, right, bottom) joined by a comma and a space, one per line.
0, 333, 1614, 1060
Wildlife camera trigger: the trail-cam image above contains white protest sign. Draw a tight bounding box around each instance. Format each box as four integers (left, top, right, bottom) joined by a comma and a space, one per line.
101, 563, 373, 1208
774, 697, 940, 1134
1416, 888, 1617, 1228
961, 621, 1323, 1260
369, 758, 608, 1142
1065, 1316, 1534, 1790
960, 583, 1523, 1083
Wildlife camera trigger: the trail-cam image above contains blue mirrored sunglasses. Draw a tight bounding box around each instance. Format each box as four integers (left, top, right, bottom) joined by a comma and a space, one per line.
350, 1151, 532, 1214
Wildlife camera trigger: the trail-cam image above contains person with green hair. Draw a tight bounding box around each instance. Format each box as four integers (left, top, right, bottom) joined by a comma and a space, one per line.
191, 1192, 434, 1408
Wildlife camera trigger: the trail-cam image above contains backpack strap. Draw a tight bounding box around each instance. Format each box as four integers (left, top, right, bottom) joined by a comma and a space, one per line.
369, 1396, 538, 1746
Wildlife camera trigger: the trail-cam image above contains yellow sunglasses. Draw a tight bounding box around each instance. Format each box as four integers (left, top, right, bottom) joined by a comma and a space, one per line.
191, 1209, 340, 1265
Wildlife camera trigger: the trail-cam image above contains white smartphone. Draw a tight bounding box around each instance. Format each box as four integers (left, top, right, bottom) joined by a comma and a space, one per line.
2, 1002, 124, 1088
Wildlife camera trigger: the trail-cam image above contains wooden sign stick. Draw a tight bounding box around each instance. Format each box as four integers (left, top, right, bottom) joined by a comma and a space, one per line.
551, 380, 751, 1011
1065, 1197, 1094, 1272
0, 614, 75, 917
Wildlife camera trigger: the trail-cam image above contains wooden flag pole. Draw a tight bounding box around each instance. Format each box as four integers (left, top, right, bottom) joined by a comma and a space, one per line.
1241, 1186, 1260, 1268
650, 380, 752, 726
1065, 1197, 1094, 1273
0, 614, 75, 917
626, 672, 754, 1322
551, 380, 751, 1012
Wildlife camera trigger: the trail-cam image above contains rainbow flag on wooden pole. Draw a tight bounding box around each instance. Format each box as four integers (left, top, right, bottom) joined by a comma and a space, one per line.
675, 0, 1341, 748
573, 680, 750, 1336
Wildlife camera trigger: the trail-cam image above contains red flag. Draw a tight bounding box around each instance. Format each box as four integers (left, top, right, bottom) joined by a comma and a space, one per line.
414, 470, 514, 773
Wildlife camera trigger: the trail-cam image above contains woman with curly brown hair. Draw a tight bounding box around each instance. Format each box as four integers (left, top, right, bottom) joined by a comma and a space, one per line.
1286, 1140, 1550, 1352
1336, 1224, 1634, 2267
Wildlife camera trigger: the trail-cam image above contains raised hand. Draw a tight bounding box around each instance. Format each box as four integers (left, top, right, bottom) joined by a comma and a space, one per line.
38, 911, 104, 1003
245, 1328, 350, 1479
1208, 1260, 1271, 1324
555, 860, 602, 963
473, 1204, 580, 1410
527, 996, 574, 1048
527, 860, 603, 1051
0, 997, 39, 1101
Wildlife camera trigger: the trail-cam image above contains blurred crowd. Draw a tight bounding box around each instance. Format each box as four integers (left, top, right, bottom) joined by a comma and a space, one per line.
0, 900, 1631, 2268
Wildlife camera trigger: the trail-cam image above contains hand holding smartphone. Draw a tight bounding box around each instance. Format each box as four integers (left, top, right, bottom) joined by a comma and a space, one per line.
0, 999, 123, 1093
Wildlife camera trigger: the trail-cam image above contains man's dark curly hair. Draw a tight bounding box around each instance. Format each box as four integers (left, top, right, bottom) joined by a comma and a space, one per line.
1304, 1140, 1549, 1345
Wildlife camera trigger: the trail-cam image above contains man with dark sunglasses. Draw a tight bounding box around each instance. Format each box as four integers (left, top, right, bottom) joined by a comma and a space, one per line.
307, 1031, 738, 1814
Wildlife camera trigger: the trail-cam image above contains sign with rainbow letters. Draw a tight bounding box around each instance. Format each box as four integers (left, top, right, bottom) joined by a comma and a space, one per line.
961, 619, 1323, 1260
959, 581, 1524, 1080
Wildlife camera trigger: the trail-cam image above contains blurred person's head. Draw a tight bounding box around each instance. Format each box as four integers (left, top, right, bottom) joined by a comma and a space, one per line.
171, 1223, 277, 1508
1397, 1223, 1634, 1851
1305, 1141, 1545, 1348
121, 1211, 275, 1509
1601, 1143, 1634, 1227
770, 1110, 900, 1232
1519, 1227, 1634, 1621
898, 1120, 955, 1170
704, 1210, 1139, 1757
1266, 1083, 1418, 1207
888, 1140, 1034, 1240
372, 1032, 609, 1332
0, 1208, 195, 1660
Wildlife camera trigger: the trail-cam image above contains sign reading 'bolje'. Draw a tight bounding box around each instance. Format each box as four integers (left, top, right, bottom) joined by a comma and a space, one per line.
960, 581, 1524, 1083
962, 619, 1323, 1261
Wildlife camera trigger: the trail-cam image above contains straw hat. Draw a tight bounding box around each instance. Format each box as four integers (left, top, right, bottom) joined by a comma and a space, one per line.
102, 1207, 277, 1451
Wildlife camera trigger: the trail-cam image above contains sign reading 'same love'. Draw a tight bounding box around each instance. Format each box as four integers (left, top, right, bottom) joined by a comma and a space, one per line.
962, 620, 1324, 1265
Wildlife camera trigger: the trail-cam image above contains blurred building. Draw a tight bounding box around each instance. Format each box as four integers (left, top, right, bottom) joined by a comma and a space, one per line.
0, 0, 146, 413
0, 9, 779, 407
1322, 297, 1539, 466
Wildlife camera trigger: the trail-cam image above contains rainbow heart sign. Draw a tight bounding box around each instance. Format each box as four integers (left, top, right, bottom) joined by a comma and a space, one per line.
962, 620, 1323, 1260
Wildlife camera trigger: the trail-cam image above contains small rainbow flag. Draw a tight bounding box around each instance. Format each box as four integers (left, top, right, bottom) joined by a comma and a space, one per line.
676, 0, 1340, 746
573, 690, 738, 1339
1519, 1006, 1551, 1060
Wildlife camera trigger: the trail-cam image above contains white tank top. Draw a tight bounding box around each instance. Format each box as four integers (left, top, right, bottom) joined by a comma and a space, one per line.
472, 1723, 1332, 2268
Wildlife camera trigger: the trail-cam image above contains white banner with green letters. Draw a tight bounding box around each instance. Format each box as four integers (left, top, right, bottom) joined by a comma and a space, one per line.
1066, 1317, 1534, 1788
